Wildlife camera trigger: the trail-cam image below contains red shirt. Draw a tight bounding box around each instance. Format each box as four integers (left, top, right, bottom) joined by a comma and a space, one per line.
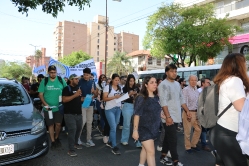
22, 83, 30, 92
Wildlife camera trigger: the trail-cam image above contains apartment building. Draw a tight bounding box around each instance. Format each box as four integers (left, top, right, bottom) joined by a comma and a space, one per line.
174, 0, 249, 63
53, 15, 139, 63
26, 48, 50, 68
54, 21, 88, 59
127, 50, 172, 72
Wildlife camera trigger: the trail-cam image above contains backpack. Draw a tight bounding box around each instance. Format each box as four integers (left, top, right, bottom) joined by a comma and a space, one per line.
236, 97, 249, 156
44, 76, 63, 86
102, 84, 121, 108
197, 84, 232, 128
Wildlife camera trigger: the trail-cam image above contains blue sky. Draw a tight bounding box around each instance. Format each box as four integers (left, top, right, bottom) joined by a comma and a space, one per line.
0, 0, 172, 62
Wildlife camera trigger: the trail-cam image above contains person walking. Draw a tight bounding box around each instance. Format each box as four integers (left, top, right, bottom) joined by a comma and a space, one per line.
182, 75, 202, 154
102, 73, 122, 155
121, 74, 141, 147
62, 74, 83, 157
30, 74, 44, 99
132, 76, 161, 166
158, 64, 192, 166
210, 53, 249, 166
78, 67, 97, 147
38, 65, 67, 149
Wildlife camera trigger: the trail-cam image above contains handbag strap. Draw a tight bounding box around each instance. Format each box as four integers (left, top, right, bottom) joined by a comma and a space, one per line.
217, 103, 232, 118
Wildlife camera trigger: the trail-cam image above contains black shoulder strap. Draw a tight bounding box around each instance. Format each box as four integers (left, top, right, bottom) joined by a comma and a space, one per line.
44, 77, 48, 86
67, 85, 71, 93
217, 103, 232, 118
108, 84, 112, 94
57, 76, 63, 86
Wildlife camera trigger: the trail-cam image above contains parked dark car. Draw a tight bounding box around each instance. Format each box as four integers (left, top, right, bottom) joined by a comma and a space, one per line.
0, 79, 49, 165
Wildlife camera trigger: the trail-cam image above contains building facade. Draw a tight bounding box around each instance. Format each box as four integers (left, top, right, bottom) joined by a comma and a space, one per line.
53, 15, 139, 63
127, 50, 172, 72
26, 48, 50, 68
174, 0, 249, 63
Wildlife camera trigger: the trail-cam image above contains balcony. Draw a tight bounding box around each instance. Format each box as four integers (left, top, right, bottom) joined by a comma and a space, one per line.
216, 1, 249, 20
173, 0, 215, 7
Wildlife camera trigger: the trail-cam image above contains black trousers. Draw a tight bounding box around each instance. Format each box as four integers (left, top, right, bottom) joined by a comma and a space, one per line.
64, 114, 82, 151
210, 124, 247, 166
162, 123, 178, 161
102, 109, 110, 136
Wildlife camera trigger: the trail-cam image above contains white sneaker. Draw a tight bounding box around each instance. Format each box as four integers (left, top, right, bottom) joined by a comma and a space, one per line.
103, 136, 109, 144
157, 145, 162, 151
121, 142, 128, 145
86, 140, 95, 147
167, 151, 172, 158
78, 139, 83, 145
174, 162, 183, 166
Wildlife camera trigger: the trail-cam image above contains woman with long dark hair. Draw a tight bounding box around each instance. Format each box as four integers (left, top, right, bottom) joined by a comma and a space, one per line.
103, 73, 122, 155
210, 53, 249, 166
120, 74, 141, 147
132, 76, 161, 166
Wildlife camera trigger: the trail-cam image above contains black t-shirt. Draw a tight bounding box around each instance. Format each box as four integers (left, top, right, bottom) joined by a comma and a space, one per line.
30, 83, 40, 98
122, 86, 140, 103
62, 85, 82, 114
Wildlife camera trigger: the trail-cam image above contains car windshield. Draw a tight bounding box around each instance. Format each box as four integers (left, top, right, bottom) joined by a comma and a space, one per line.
0, 82, 30, 106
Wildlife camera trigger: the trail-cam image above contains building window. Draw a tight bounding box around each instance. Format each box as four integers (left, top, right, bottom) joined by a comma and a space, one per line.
97, 51, 99, 56
98, 33, 100, 37
157, 58, 161, 66
165, 57, 170, 65
114, 37, 116, 40
114, 48, 116, 51
114, 42, 116, 45
97, 57, 99, 62
97, 45, 99, 49
106, 46, 108, 51
148, 57, 152, 65
98, 25, 100, 30
97, 39, 99, 43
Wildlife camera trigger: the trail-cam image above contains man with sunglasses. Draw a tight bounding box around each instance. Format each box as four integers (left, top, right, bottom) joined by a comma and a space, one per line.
38, 65, 67, 149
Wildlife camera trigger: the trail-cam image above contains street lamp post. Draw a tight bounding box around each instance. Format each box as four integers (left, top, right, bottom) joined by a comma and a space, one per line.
104, 0, 121, 75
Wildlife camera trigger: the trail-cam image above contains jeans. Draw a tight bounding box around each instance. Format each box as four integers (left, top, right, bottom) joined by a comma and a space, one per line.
210, 124, 247, 166
121, 103, 133, 143
159, 122, 165, 147
79, 106, 93, 141
105, 106, 121, 147
162, 123, 178, 161
64, 114, 82, 151
102, 109, 110, 136
200, 126, 209, 147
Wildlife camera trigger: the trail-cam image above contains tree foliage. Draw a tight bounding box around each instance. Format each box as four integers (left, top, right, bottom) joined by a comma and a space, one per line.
0, 62, 32, 81
107, 52, 133, 77
59, 50, 92, 66
143, 3, 240, 67
11, 0, 92, 17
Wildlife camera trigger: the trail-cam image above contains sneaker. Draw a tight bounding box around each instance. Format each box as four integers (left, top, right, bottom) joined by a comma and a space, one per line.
160, 157, 172, 165
191, 147, 200, 151
211, 150, 217, 158
186, 149, 193, 154
121, 142, 128, 145
86, 140, 95, 147
106, 142, 112, 148
74, 144, 83, 150
67, 150, 77, 157
174, 161, 183, 166
78, 139, 83, 145
50, 142, 56, 150
136, 142, 142, 148
157, 145, 162, 151
103, 136, 109, 144
167, 151, 172, 158
112, 146, 121, 155
55, 138, 62, 147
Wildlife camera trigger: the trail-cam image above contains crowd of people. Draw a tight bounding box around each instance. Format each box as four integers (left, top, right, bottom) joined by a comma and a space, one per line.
22, 53, 248, 166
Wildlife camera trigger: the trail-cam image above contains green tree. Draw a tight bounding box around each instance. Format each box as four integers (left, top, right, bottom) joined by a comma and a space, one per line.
143, 3, 240, 67
34, 49, 42, 66
11, 0, 92, 17
59, 50, 92, 66
107, 52, 133, 77
0, 62, 32, 81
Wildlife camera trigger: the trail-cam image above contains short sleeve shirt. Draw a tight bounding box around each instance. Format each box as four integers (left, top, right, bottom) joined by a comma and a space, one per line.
38, 77, 67, 112
122, 86, 140, 103
103, 85, 122, 110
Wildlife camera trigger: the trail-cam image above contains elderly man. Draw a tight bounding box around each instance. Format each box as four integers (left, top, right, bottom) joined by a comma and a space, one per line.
182, 75, 202, 153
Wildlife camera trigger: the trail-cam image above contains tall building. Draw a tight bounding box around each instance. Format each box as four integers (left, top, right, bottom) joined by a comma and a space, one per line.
54, 21, 88, 59
174, 0, 249, 63
53, 15, 139, 63
26, 48, 50, 68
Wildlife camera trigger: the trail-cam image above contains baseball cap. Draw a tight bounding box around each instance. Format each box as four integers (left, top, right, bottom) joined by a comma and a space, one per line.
69, 74, 79, 80
48, 65, 57, 72
37, 74, 45, 78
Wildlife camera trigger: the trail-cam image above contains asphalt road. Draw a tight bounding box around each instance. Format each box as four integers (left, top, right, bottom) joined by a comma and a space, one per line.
9, 128, 215, 166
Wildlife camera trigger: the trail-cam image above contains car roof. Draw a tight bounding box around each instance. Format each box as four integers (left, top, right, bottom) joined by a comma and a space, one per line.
0, 79, 20, 85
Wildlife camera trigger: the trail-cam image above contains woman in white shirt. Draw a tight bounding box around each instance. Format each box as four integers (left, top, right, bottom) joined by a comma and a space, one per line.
103, 73, 122, 155
211, 53, 249, 166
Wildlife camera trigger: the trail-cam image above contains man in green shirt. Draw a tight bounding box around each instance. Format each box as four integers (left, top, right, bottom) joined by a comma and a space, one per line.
38, 65, 67, 149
